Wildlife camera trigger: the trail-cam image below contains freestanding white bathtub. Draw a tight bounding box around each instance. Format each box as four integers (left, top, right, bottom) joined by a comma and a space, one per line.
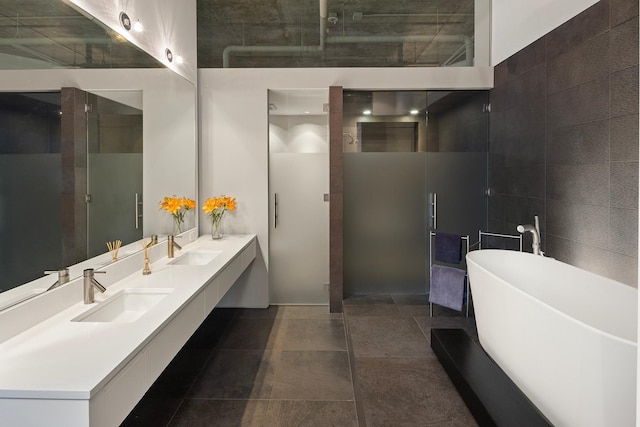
466, 250, 637, 427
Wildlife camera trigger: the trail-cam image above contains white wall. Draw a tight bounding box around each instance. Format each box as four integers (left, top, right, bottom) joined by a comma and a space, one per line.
0, 69, 198, 236
269, 116, 329, 154
199, 67, 493, 306
68, 0, 197, 83
491, 0, 599, 65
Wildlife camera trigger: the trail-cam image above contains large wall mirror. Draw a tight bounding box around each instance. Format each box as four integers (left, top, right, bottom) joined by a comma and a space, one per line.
0, 2, 197, 309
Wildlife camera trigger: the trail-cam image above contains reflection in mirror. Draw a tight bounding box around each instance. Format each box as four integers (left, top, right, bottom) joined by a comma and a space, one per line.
0, 0, 164, 69
0, 92, 62, 292
0, 68, 198, 310
86, 91, 143, 258
0, 0, 197, 309
0, 90, 143, 294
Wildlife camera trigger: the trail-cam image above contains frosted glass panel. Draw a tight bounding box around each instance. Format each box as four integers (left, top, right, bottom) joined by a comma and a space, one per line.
88, 154, 143, 257
0, 155, 62, 291
426, 152, 487, 239
344, 153, 427, 295
270, 153, 329, 304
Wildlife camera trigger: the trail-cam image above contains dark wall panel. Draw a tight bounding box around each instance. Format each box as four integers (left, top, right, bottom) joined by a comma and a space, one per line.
488, 0, 639, 286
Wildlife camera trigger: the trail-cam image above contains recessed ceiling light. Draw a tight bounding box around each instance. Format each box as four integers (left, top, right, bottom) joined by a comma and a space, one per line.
363, 110, 372, 115
165, 48, 173, 63
119, 12, 131, 31
304, 111, 310, 114
410, 109, 419, 115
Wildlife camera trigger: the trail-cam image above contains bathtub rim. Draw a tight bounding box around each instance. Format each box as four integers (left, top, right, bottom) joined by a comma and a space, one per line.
466, 249, 638, 347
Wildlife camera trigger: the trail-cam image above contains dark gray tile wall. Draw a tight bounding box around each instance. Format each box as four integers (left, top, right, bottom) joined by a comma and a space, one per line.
433, 92, 489, 152
489, 0, 639, 286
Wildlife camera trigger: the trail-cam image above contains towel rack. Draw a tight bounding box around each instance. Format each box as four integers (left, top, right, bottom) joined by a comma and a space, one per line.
478, 230, 523, 252
428, 232, 470, 318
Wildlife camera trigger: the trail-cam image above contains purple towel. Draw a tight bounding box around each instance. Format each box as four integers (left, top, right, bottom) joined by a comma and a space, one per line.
434, 232, 462, 264
429, 264, 466, 312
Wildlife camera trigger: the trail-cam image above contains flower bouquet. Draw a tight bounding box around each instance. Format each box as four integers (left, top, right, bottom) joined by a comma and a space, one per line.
202, 196, 236, 239
160, 196, 195, 234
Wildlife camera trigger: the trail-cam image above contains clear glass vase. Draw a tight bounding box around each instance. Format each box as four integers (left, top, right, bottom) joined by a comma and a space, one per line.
211, 215, 223, 239
173, 216, 183, 235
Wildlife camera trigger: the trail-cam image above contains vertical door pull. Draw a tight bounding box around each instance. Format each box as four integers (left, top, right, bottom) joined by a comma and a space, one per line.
432, 193, 438, 230
274, 193, 278, 229
135, 193, 143, 229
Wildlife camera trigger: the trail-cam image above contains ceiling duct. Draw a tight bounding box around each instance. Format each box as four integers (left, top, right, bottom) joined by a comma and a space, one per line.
222, 0, 472, 68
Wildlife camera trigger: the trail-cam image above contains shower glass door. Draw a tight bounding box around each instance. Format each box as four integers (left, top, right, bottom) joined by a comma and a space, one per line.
343, 90, 488, 296
268, 89, 330, 304
86, 91, 143, 258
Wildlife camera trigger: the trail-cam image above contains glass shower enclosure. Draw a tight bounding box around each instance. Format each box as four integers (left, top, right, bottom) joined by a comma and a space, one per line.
343, 90, 489, 295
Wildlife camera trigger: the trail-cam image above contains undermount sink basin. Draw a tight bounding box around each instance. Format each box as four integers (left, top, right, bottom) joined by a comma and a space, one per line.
72, 288, 173, 323
168, 250, 222, 266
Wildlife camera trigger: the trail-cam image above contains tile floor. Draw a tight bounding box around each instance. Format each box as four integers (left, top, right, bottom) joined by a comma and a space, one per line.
121, 295, 479, 426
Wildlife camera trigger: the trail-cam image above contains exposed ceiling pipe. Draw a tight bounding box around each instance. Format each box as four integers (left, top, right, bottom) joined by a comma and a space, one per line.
223, 0, 328, 67
222, 0, 472, 67
223, 34, 472, 67
327, 34, 472, 67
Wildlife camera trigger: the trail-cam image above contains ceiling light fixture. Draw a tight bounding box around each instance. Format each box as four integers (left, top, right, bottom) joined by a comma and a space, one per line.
132, 20, 143, 32
119, 12, 132, 31
165, 48, 173, 63
363, 110, 372, 115
410, 109, 419, 115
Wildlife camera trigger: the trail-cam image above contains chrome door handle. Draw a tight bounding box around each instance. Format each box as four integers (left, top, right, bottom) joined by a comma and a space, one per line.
274, 193, 278, 229
135, 193, 143, 229
432, 193, 438, 230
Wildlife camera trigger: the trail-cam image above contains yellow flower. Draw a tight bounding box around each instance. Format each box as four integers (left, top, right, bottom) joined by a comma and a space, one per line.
160, 196, 182, 215
225, 197, 236, 211
182, 197, 196, 211
202, 195, 237, 216
160, 195, 196, 231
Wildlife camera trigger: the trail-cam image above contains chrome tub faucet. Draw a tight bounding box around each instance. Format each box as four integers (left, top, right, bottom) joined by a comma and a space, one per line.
517, 215, 543, 256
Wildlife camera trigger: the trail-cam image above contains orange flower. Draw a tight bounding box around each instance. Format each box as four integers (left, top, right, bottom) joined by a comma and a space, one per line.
182, 197, 196, 211
161, 195, 196, 233
160, 196, 182, 215
202, 195, 237, 216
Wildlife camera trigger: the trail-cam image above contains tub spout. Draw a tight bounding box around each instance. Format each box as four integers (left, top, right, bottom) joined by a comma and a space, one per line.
517, 218, 542, 256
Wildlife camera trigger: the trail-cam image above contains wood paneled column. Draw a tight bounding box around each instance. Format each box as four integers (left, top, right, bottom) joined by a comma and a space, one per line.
329, 86, 344, 313
60, 87, 88, 266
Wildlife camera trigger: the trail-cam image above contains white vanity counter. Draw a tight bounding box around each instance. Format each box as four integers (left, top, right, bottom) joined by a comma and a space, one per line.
0, 234, 256, 427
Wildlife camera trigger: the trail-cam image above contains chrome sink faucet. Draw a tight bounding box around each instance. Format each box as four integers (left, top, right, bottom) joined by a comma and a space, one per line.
168, 235, 182, 258
517, 215, 543, 256
83, 268, 107, 304
45, 268, 70, 291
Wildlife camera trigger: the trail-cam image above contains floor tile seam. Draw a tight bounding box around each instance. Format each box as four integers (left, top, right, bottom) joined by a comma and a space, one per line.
178, 397, 357, 403
206, 348, 351, 355
412, 316, 431, 342
343, 313, 368, 427
268, 347, 354, 402
163, 397, 185, 427
352, 355, 436, 360
353, 355, 436, 361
